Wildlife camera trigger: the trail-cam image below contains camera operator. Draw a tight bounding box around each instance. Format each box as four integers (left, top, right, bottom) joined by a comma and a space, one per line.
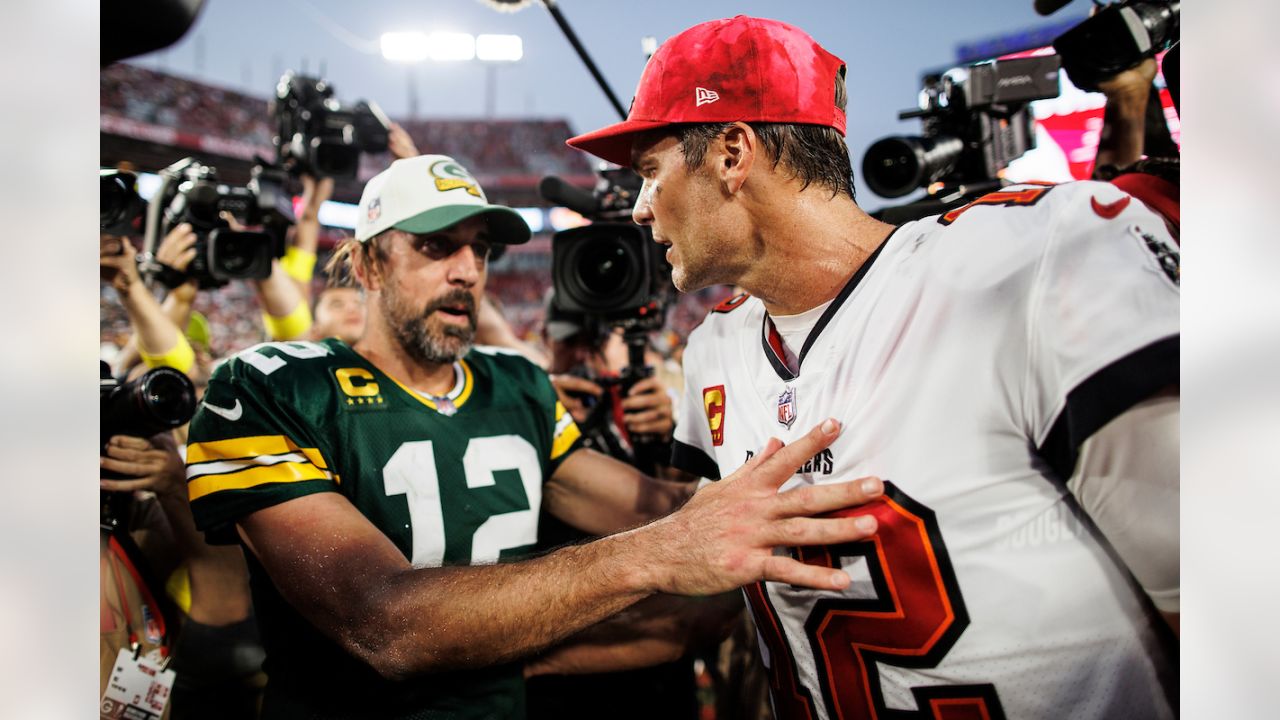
544, 302, 680, 471
102, 231, 266, 717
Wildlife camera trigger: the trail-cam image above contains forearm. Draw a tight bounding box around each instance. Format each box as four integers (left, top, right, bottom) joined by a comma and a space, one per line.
161, 478, 253, 624
185, 546, 253, 625
255, 260, 312, 339
336, 531, 658, 678
254, 260, 307, 317
285, 220, 321, 298
1094, 87, 1152, 173
545, 449, 695, 535
527, 592, 742, 676
161, 282, 197, 333
121, 281, 187, 364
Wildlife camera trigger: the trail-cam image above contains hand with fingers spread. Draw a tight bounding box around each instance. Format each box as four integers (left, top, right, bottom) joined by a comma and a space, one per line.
634, 418, 882, 595
619, 376, 675, 439
100, 433, 187, 499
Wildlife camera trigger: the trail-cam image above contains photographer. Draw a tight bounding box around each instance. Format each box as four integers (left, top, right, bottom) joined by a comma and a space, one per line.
102, 231, 266, 717
544, 302, 680, 472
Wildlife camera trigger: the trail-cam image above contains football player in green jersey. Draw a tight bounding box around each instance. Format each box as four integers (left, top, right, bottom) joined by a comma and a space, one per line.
185, 154, 885, 719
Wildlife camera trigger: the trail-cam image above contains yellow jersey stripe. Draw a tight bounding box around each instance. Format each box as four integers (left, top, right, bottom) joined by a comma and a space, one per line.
551, 421, 581, 461
187, 435, 329, 470
188, 461, 332, 501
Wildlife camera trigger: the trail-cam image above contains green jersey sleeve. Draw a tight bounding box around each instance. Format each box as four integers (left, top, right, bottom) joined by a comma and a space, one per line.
186, 348, 339, 543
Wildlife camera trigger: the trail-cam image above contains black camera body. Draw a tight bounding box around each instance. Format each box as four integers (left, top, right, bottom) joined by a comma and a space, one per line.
551, 223, 669, 334
272, 72, 390, 179
862, 55, 1061, 199
543, 169, 673, 334
100, 362, 196, 456
100, 362, 196, 530
159, 159, 293, 289
101, 169, 145, 235
1053, 1, 1179, 92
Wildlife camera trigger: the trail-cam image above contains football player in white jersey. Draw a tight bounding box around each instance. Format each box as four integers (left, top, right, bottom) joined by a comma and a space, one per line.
568, 15, 1179, 720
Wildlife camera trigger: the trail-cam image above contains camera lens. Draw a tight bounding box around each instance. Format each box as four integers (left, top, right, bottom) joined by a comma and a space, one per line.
139, 368, 197, 428
862, 135, 963, 198
218, 234, 252, 274
576, 240, 630, 296
100, 176, 130, 228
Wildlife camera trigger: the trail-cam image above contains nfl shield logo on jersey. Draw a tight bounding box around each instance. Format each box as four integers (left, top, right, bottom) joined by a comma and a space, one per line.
777, 387, 797, 429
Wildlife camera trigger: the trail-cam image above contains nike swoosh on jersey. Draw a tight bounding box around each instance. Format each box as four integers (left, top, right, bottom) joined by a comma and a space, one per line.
203, 398, 243, 421
1091, 194, 1131, 219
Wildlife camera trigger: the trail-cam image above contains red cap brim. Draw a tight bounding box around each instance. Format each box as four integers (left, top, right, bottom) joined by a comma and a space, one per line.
566, 118, 675, 167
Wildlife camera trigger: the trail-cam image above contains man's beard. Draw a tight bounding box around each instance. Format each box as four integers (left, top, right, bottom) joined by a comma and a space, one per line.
381, 285, 478, 366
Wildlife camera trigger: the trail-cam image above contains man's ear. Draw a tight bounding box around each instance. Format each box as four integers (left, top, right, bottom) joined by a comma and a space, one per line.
717, 122, 757, 194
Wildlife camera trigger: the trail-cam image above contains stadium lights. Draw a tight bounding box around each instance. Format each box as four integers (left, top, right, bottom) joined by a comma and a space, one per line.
428, 32, 477, 62
380, 32, 431, 63
476, 34, 523, 62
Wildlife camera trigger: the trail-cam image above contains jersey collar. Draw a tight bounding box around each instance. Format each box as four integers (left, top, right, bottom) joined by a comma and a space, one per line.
759, 229, 896, 382
384, 359, 475, 414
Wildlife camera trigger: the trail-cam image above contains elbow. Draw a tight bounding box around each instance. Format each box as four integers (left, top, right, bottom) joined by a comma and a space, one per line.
338, 593, 453, 681
343, 620, 428, 682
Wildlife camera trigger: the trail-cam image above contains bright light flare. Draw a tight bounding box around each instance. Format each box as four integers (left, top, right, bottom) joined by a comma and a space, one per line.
476, 34, 523, 62
429, 32, 477, 62
380, 32, 430, 63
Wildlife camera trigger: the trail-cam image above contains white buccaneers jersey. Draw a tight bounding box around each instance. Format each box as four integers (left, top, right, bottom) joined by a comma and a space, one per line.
673, 182, 1179, 720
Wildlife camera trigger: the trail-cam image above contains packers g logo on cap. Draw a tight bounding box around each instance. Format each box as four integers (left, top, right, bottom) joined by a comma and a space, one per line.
430, 159, 482, 198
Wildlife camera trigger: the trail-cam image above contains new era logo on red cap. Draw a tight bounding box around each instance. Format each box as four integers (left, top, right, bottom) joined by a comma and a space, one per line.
695, 87, 720, 107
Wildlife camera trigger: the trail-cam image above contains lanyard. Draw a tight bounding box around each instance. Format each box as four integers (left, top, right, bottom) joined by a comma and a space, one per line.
107, 534, 168, 656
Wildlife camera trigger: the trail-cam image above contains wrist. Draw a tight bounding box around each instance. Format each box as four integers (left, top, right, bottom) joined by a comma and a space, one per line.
607, 519, 671, 595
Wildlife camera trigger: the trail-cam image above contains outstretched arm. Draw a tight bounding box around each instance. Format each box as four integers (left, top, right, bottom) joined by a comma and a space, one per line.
525, 592, 744, 676
236, 418, 882, 679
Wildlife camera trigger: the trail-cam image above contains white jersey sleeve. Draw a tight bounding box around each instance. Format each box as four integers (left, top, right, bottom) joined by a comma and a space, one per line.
1016, 181, 1179, 476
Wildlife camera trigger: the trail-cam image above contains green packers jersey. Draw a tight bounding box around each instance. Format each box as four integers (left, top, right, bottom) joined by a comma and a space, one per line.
186, 338, 582, 720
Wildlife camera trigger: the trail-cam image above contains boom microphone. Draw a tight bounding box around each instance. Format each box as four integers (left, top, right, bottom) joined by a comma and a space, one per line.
539, 175, 598, 216
1034, 0, 1074, 16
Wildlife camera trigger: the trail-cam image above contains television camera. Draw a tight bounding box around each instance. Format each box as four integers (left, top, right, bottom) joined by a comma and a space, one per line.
540, 168, 675, 469
139, 157, 295, 290
272, 71, 391, 180
861, 54, 1061, 203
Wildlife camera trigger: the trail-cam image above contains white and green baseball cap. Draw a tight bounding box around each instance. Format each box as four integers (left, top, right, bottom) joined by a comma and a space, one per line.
354, 154, 531, 245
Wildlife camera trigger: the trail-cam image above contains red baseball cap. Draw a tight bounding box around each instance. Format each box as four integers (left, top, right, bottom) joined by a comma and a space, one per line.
566, 15, 847, 167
